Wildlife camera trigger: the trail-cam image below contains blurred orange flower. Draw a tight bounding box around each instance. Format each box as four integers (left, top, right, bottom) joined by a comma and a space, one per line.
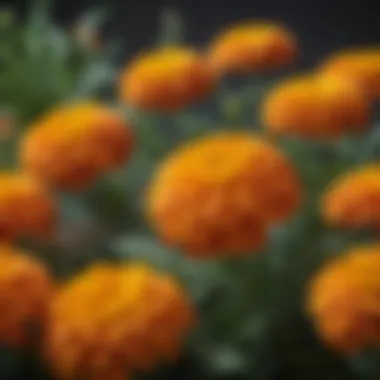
146, 132, 302, 257
307, 244, 380, 353
0, 172, 56, 241
208, 21, 297, 74
262, 74, 371, 139
119, 47, 217, 112
21, 102, 134, 190
0, 246, 52, 347
46, 263, 195, 380
319, 48, 380, 100
321, 164, 380, 229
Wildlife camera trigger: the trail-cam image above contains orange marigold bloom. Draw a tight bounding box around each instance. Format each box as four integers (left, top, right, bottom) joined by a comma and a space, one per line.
320, 48, 380, 100
146, 132, 302, 257
321, 164, 380, 229
46, 263, 195, 380
262, 74, 371, 139
119, 47, 217, 111
208, 21, 297, 74
0, 172, 56, 241
21, 102, 134, 190
307, 244, 380, 353
0, 246, 53, 347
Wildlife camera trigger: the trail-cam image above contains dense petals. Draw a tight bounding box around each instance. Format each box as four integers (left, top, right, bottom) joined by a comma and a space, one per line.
46, 263, 195, 379
320, 48, 380, 100
146, 132, 302, 257
209, 21, 297, 74
262, 74, 371, 139
21, 102, 134, 190
119, 47, 217, 111
307, 244, 380, 353
321, 164, 380, 229
0, 246, 53, 347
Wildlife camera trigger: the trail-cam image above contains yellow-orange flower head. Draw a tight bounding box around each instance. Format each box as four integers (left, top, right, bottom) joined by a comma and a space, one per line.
21, 102, 134, 190
307, 244, 380, 353
262, 74, 371, 140
321, 164, 380, 229
46, 263, 195, 380
146, 132, 302, 257
319, 48, 380, 100
119, 46, 217, 112
0, 172, 56, 241
208, 21, 297, 74
0, 246, 53, 347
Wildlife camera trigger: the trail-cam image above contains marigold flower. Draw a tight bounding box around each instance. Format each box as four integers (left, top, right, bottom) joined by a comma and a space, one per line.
321, 164, 380, 229
319, 48, 380, 100
146, 132, 302, 257
46, 263, 195, 380
307, 244, 380, 353
262, 74, 371, 139
119, 46, 217, 111
0, 172, 56, 241
0, 246, 52, 347
208, 21, 297, 74
21, 102, 134, 190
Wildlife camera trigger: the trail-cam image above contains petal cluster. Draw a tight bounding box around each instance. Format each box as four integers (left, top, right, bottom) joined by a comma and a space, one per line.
21, 102, 134, 190
46, 263, 195, 379
146, 132, 302, 257
320, 48, 380, 100
119, 47, 217, 111
262, 74, 371, 139
307, 244, 380, 353
208, 21, 297, 74
321, 164, 380, 229
0, 246, 53, 347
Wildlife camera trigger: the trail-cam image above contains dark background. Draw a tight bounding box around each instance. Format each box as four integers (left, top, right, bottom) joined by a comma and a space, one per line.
2, 0, 380, 67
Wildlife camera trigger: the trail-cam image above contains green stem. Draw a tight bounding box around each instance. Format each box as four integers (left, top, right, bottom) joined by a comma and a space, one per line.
157, 8, 184, 46
0, 117, 19, 170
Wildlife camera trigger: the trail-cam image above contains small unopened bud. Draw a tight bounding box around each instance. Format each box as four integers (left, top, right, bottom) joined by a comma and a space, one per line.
72, 19, 102, 51
0, 109, 14, 140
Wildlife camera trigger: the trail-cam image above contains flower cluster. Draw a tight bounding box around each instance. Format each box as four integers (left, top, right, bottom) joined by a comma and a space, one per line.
118, 22, 298, 112
3, 12, 380, 380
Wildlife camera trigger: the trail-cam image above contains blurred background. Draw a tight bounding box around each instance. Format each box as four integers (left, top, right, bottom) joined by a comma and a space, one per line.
3, 0, 380, 66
